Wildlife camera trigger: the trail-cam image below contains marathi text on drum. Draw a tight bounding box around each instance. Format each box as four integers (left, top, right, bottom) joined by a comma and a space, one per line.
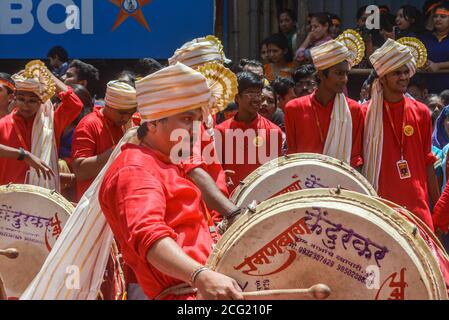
304, 174, 328, 189
306, 207, 389, 267
270, 174, 330, 198
234, 217, 311, 276
0, 204, 52, 230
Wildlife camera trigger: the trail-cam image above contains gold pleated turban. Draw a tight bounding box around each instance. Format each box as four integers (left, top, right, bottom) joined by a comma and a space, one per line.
370, 37, 427, 77
168, 35, 225, 70
136, 62, 237, 121
310, 29, 365, 71
105, 80, 137, 110
12, 60, 55, 102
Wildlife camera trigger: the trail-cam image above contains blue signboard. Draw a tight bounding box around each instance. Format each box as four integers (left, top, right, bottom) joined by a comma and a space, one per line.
0, 0, 215, 59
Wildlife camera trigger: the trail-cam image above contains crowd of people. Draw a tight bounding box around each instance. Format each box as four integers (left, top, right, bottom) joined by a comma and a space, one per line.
2, 1, 449, 300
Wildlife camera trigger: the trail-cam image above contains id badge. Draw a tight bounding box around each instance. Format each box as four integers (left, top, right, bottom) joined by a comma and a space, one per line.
397, 160, 411, 180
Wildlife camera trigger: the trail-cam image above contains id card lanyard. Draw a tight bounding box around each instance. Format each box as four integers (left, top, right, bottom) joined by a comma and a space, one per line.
11, 117, 30, 151
385, 103, 411, 180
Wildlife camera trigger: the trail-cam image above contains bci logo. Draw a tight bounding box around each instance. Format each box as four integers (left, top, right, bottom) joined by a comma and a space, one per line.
0, 0, 93, 35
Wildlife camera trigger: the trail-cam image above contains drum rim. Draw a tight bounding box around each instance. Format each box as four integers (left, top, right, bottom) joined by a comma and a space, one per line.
231, 153, 377, 203
209, 188, 448, 300
0, 184, 74, 215
376, 197, 449, 261
0, 184, 74, 298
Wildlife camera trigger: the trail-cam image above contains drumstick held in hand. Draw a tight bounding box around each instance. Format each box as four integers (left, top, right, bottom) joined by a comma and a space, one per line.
242, 284, 331, 300
0, 248, 19, 259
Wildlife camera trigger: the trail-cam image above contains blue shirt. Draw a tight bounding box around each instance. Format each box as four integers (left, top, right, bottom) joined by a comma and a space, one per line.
51, 62, 69, 79
419, 31, 449, 94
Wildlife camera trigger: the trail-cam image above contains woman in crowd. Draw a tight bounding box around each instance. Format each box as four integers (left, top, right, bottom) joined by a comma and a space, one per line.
260, 39, 270, 65
278, 9, 298, 52
264, 33, 297, 82
395, 5, 425, 38
432, 106, 449, 190
295, 12, 333, 63
420, 2, 449, 93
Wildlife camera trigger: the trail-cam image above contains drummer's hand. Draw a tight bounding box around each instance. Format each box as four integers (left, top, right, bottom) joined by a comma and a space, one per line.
195, 270, 243, 300
24, 151, 55, 180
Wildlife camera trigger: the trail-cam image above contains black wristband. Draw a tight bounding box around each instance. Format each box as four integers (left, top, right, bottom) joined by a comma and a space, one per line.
17, 147, 26, 161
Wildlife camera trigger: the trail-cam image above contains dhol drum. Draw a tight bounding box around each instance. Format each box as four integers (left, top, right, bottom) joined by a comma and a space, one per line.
231, 153, 377, 208
208, 188, 448, 300
0, 184, 73, 299
377, 198, 449, 292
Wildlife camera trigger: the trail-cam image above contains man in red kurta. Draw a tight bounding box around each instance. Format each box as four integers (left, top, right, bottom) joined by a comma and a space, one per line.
285, 91, 365, 167
99, 63, 242, 300
362, 97, 436, 228
0, 65, 82, 186
284, 30, 365, 168
216, 72, 283, 193
100, 143, 216, 299
72, 80, 137, 200
169, 35, 234, 222
363, 38, 439, 230
183, 123, 231, 224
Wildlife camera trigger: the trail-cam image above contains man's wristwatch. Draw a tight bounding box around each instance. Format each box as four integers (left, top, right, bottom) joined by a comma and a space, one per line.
17, 147, 27, 161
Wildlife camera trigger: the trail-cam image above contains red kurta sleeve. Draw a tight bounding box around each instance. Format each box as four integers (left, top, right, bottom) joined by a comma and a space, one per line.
433, 183, 449, 233
54, 87, 83, 149
284, 100, 298, 154
71, 118, 98, 159
349, 100, 365, 168
104, 166, 178, 261
420, 103, 437, 166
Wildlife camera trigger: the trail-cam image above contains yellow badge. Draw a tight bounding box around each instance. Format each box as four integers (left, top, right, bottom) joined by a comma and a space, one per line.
404, 125, 414, 137
253, 136, 264, 147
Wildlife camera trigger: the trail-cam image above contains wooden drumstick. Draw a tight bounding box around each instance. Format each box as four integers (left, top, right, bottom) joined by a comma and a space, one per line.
242, 284, 331, 300
0, 248, 19, 259
0, 274, 7, 300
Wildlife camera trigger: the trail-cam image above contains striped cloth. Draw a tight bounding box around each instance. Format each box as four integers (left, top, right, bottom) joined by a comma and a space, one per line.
168, 35, 225, 70
12, 70, 59, 191
136, 62, 212, 121
21, 63, 237, 300
362, 38, 419, 191
309, 30, 364, 164
104, 80, 137, 110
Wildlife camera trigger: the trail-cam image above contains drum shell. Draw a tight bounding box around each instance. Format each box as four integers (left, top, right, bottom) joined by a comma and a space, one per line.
232, 153, 377, 208
0, 184, 73, 299
209, 189, 448, 300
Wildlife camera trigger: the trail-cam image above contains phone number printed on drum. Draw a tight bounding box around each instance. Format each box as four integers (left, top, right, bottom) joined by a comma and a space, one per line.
297, 246, 335, 268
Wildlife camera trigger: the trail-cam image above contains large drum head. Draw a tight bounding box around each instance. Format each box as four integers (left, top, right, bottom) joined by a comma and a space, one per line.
209, 189, 448, 300
231, 153, 377, 207
0, 184, 73, 299
377, 197, 449, 288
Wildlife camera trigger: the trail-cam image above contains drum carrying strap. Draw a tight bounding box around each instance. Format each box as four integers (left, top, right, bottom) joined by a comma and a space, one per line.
153, 283, 197, 300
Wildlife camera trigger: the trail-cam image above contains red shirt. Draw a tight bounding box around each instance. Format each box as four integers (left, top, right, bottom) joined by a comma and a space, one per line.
0, 88, 82, 185
72, 106, 125, 200
99, 144, 213, 299
182, 124, 229, 223
216, 113, 283, 193
284, 91, 365, 167
362, 97, 436, 230
433, 182, 449, 232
